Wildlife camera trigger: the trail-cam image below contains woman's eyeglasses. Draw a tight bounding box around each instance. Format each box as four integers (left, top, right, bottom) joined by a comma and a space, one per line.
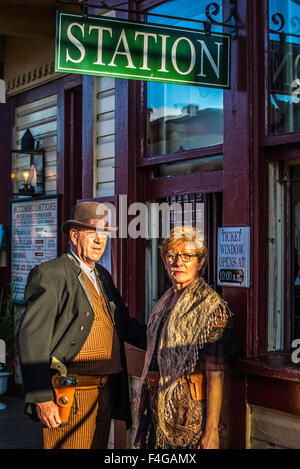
166, 253, 199, 263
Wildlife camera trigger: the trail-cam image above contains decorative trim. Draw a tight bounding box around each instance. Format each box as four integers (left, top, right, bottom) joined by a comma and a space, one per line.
56, 0, 238, 38
6, 62, 66, 97
269, 10, 300, 43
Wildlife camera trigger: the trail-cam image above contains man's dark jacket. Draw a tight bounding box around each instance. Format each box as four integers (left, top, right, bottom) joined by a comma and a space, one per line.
18, 253, 146, 429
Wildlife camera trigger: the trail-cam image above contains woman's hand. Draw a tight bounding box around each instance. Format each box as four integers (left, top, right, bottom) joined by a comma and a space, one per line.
198, 428, 220, 449
198, 370, 224, 449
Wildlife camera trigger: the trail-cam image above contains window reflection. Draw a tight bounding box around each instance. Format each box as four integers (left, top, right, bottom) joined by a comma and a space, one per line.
269, 0, 300, 135
154, 155, 223, 177
146, 0, 224, 157
269, 163, 300, 349
293, 167, 300, 339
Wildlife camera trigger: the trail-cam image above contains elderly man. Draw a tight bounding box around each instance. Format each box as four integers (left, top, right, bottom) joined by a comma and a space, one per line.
18, 201, 146, 449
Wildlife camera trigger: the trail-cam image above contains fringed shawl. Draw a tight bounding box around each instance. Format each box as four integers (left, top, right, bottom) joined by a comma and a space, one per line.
135, 277, 232, 448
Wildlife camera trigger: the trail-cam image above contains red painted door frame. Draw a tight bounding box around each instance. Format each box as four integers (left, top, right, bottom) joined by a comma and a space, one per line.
61, 85, 83, 253
112, 0, 255, 448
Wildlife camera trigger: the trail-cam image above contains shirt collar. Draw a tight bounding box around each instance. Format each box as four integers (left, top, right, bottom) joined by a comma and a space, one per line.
70, 248, 95, 276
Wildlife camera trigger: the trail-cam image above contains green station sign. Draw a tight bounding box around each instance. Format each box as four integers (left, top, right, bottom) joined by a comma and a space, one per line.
55, 11, 231, 89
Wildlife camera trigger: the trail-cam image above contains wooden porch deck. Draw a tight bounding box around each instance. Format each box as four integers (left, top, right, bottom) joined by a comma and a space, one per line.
0, 395, 43, 449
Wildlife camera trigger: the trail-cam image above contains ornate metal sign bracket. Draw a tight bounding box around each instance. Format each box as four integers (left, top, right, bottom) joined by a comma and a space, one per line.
56, 0, 238, 39
205, 1, 238, 39
269, 13, 287, 44
269, 12, 300, 44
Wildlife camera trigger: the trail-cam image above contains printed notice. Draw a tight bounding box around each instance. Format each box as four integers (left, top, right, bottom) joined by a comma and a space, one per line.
217, 227, 250, 288
11, 198, 58, 301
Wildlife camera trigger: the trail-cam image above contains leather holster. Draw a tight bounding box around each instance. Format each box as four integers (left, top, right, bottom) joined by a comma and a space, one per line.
182, 372, 205, 401
51, 373, 76, 426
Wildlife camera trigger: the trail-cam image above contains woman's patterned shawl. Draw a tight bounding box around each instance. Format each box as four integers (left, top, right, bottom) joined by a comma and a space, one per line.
135, 276, 232, 447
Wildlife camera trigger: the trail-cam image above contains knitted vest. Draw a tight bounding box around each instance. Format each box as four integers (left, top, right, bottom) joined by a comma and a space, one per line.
68, 271, 122, 376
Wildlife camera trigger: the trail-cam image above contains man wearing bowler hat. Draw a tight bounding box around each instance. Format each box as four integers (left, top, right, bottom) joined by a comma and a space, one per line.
18, 201, 146, 449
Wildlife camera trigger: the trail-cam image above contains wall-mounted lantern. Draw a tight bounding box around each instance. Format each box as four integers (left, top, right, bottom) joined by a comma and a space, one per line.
10, 129, 44, 197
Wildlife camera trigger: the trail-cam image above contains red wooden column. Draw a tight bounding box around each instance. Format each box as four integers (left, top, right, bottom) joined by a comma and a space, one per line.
222, 0, 253, 448
56, 75, 82, 253
223, 0, 250, 357
81, 77, 94, 200
248, 0, 269, 357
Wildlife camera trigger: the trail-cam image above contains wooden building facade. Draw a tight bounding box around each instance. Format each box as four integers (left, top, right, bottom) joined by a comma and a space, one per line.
1, 0, 300, 449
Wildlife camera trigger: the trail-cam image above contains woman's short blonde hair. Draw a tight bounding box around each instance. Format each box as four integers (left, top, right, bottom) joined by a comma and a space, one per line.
159, 225, 208, 275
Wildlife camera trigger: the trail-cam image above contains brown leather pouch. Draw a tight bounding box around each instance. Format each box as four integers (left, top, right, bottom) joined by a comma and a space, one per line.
51, 374, 76, 426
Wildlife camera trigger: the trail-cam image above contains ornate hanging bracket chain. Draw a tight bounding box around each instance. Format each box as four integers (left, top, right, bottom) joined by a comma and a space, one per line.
56, 0, 238, 39
269, 12, 300, 44
205, 1, 238, 39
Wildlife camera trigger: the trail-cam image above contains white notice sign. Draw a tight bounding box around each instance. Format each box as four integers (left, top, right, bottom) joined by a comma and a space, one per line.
217, 227, 250, 288
11, 198, 58, 302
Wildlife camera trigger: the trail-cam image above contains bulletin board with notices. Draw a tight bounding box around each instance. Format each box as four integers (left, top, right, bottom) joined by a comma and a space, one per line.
10, 196, 59, 302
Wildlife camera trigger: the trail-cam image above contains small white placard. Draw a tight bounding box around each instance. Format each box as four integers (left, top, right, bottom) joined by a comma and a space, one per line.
217, 227, 250, 288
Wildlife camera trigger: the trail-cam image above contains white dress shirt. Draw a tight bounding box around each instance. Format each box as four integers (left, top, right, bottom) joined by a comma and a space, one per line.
70, 248, 100, 295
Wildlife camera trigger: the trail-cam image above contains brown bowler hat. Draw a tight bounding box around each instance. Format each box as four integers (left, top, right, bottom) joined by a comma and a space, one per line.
61, 201, 117, 235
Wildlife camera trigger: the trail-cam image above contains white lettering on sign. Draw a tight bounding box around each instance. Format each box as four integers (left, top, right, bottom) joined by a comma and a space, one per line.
63, 23, 225, 78
89, 25, 113, 65
171, 37, 196, 75
158, 34, 170, 73
56, 12, 231, 88
66, 22, 86, 63
135, 31, 158, 71
197, 40, 223, 79
108, 29, 136, 69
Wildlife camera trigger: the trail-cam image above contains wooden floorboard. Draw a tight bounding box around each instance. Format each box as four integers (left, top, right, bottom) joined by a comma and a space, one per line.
0, 395, 43, 449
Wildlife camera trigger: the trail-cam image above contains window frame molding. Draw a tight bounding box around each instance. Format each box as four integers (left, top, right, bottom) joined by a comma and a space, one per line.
263, 0, 300, 146
263, 0, 300, 352
134, 0, 225, 167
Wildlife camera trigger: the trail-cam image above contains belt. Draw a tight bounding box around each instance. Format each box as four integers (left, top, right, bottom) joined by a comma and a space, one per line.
146, 371, 191, 387
72, 374, 109, 389
146, 370, 205, 400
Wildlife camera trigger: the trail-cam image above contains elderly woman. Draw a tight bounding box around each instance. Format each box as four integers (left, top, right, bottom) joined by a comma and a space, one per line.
135, 226, 233, 449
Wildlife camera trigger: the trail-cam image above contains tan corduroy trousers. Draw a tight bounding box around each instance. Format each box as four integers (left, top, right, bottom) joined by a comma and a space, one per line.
42, 385, 111, 449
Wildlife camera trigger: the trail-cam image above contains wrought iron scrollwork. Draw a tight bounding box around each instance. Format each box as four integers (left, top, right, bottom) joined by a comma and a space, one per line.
205, 2, 221, 24
56, 0, 238, 39
270, 13, 285, 33
269, 13, 286, 44
205, 1, 237, 38
269, 10, 300, 43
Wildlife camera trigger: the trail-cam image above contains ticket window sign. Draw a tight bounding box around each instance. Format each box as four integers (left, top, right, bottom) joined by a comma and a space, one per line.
217, 227, 250, 288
